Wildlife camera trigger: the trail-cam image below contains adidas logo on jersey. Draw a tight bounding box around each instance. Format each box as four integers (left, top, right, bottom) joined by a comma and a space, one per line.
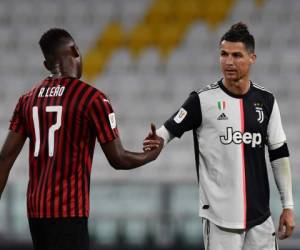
220, 127, 262, 148
217, 113, 228, 120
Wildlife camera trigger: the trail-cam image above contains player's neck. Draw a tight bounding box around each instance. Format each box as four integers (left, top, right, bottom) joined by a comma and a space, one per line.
223, 77, 250, 96
49, 70, 77, 79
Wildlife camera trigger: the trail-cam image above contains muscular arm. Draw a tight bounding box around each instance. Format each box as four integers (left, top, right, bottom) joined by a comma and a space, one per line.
101, 125, 163, 170
0, 131, 26, 199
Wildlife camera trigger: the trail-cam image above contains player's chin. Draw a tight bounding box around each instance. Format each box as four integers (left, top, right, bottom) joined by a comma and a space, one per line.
225, 74, 239, 81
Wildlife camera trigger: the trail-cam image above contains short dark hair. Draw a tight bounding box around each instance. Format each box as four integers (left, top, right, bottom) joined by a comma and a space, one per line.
220, 22, 255, 53
39, 28, 74, 56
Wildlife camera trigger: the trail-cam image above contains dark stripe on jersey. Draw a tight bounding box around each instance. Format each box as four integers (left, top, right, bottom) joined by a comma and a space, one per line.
41, 79, 57, 217
91, 100, 109, 142
35, 81, 53, 217
242, 91, 271, 228
57, 78, 80, 217
26, 87, 40, 217
36, 80, 51, 216
58, 78, 82, 217
40, 79, 57, 217
36, 78, 59, 217
97, 95, 115, 140
76, 88, 97, 216
269, 143, 289, 162
86, 136, 95, 213
34, 82, 48, 216
53, 78, 70, 217
66, 83, 89, 217
49, 78, 66, 217
70, 85, 94, 216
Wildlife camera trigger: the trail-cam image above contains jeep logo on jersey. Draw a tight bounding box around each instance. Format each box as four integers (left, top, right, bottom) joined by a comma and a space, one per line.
220, 127, 262, 147
255, 107, 264, 123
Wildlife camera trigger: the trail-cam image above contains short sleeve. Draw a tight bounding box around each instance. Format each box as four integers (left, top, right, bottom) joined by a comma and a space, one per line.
9, 96, 27, 136
87, 94, 119, 144
164, 92, 202, 138
267, 99, 286, 147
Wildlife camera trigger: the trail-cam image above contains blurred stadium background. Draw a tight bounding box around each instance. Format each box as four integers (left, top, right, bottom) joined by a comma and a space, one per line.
0, 0, 299, 249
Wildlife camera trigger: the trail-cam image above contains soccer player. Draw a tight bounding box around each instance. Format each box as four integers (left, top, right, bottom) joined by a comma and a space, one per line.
144, 22, 295, 249
0, 28, 163, 250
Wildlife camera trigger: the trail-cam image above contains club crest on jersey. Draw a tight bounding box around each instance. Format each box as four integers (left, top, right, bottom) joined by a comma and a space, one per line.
174, 108, 187, 124
255, 106, 264, 124
220, 127, 262, 148
109, 113, 117, 129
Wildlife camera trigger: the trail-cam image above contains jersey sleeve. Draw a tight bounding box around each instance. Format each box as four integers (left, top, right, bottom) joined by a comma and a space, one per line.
164, 92, 202, 138
9, 96, 27, 136
87, 94, 119, 144
267, 98, 286, 147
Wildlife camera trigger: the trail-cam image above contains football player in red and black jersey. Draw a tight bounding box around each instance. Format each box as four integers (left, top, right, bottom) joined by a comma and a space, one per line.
0, 28, 163, 250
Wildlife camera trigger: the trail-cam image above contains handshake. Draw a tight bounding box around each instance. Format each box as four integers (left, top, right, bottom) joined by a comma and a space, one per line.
143, 123, 164, 152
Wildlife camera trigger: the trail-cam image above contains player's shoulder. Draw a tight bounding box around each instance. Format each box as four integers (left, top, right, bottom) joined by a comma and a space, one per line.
194, 81, 220, 96
17, 79, 45, 103
79, 79, 110, 103
251, 81, 274, 97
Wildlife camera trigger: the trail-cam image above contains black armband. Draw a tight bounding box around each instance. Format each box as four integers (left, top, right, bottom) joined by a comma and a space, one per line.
269, 143, 289, 162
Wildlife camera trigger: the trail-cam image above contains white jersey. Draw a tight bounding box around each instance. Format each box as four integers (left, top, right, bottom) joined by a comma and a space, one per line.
164, 80, 287, 229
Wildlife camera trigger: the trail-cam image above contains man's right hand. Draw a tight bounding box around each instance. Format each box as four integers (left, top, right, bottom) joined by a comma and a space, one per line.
101, 123, 163, 170
143, 123, 164, 152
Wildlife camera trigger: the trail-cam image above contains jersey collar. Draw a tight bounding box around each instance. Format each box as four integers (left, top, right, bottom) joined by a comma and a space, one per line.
218, 79, 253, 99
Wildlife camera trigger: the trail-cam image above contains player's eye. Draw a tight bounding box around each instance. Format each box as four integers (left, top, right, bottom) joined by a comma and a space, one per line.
220, 51, 228, 56
233, 53, 243, 58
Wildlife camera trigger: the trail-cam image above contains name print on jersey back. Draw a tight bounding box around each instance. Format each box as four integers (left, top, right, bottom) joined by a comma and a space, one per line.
38, 85, 65, 98
220, 127, 262, 148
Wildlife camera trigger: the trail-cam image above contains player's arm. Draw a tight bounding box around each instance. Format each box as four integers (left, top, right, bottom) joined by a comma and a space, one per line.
101, 124, 163, 170
0, 131, 26, 199
144, 91, 201, 150
87, 95, 163, 170
269, 143, 295, 239
267, 99, 295, 239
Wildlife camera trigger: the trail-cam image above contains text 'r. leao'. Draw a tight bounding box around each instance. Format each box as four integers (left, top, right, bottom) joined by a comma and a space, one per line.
38, 85, 65, 98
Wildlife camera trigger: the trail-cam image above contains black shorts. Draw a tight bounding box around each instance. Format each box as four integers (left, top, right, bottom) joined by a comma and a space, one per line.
29, 217, 89, 250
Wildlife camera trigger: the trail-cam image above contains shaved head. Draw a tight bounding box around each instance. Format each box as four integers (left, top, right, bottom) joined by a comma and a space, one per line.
39, 28, 74, 58
39, 28, 82, 78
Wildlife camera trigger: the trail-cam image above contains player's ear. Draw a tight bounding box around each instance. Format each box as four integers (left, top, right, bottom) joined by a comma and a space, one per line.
249, 53, 256, 64
71, 45, 80, 58
44, 60, 51, 71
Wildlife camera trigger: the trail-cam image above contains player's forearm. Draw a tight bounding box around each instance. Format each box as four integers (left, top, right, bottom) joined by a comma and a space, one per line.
112, 150, 158, 170
0, 156, 13, 199
271, 157, 294, 209
0, 132, 26, 199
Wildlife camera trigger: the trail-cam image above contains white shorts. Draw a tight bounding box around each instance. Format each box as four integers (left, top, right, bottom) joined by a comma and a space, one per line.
202, 216, 278, 250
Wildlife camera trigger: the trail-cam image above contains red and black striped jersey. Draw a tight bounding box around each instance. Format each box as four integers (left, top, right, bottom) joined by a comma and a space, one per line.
10, 76, 119, 218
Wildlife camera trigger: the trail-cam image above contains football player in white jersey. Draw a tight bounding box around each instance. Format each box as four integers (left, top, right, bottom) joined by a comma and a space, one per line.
144, 22, 295, 250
